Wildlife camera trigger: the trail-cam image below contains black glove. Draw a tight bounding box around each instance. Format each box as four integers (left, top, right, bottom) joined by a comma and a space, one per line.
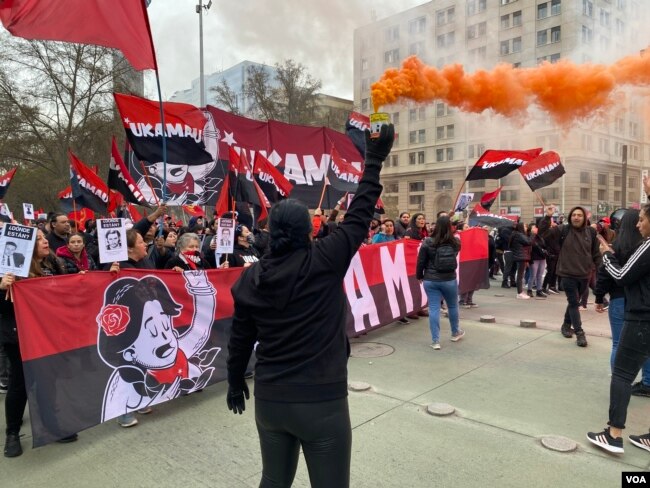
364, 123, 395, 162
226, 382, 250, 414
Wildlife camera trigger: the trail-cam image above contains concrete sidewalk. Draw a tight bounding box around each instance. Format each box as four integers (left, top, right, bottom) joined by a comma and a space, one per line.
2, 283, 648, 487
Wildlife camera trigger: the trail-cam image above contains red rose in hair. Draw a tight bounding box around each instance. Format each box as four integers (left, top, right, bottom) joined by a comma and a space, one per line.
97, 304, 130, 336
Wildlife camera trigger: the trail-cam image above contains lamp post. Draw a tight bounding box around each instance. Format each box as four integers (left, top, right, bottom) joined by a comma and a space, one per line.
196, 0, 212, 107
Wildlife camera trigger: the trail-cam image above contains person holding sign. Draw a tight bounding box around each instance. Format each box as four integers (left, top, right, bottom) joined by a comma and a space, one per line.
226, 123, 394, 487
2, 231, 74, 458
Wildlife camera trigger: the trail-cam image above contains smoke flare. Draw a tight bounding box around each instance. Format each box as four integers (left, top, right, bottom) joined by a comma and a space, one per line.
371, 52, 650, 124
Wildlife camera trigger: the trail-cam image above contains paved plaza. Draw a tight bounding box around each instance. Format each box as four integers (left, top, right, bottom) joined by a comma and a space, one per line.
2, 282, 648, 487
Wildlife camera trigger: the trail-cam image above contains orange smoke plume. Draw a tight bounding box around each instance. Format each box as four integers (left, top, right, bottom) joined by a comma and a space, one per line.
371, 52, 650, 125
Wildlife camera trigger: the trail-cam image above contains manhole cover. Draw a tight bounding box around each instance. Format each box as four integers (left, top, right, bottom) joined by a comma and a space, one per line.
350, 342, 395, 358
540, 435, 577, 452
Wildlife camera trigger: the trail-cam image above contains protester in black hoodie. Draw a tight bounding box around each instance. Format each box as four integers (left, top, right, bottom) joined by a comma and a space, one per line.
226, 124, 394, 488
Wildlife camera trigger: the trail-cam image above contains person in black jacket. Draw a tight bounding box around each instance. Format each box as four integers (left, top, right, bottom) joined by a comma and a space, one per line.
226, 124, 394, 488
498, 222, 517, 288
165, 233, 211, 271
415, 216, 462, 350
587, 202, 650, 453
509, 222, 532, 299
526, 224, 548, 298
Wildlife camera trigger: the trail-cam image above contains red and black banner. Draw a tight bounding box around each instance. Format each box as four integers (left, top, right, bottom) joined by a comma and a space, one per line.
14, 238, 489, 447
0, 167, 17, 200
69, 151, 109, 214
58, 185, 74, 213
466, 148, 542, 181
468, 204, 517, 228
114, 93, 214, 166
480, 186, 502, 211
108, 137, 149, 207
326, 145, 362, 193
518, 151, 565, 191
205, 105, 361, 208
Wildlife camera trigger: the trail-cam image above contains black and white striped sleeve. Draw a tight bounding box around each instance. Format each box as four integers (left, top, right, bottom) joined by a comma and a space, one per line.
603, 238, 650, 286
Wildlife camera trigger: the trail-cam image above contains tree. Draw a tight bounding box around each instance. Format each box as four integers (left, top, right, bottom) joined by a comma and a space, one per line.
212, 59, 322, 126
0, 34, 136, 212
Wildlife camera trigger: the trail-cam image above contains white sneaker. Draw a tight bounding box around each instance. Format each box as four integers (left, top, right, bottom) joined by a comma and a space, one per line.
451, 329, 466, 342
429, 342, 441, 350
117, 414, 138, 428
516, 292, 530, 300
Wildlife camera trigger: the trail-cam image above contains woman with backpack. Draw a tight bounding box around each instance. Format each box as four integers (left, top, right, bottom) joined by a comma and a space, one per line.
416, 215, 463, 350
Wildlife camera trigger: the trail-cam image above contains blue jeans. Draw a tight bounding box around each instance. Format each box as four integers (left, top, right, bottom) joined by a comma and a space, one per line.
609, 297, 650, 384
424, 279, 460, 343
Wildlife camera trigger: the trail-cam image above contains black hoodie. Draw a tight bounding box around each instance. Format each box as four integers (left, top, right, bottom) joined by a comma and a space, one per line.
227, 163, 383, 402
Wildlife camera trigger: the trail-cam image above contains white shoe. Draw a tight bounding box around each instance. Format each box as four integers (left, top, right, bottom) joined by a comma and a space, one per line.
429, 342, 441, 350
451, 329, 465, 342
516, 292, 530, 300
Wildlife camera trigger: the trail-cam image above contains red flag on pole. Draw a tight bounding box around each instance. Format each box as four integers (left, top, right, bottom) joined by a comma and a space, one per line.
0, 0, 157, 71
480, 186, 502, 211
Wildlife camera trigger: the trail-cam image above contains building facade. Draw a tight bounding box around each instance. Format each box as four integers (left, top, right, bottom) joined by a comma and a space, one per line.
354, 0, 650, 221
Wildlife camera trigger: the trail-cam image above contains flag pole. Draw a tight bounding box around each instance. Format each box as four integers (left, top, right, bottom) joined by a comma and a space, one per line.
452, 180, 467, 214
317, 178, 329, 209
140, 162, 161, 205
533, 191, 547, 208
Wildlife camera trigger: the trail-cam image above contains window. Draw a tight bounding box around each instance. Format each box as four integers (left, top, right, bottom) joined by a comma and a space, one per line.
513, 11, 522, 26
409, 131, 417, 144
551, 26, 561, 43
418, 151, 425, 164
361, 78, 370, 91
502, 173, 519, 186
446, 147, 454, 160
392, 112, 400, 124
599, 138, 610, 154
436, 180, 453, 191
501, 190, 519, 202
409, 16, 426, 35
409, 195, 425, 208
500, 14, 510, 30
617, 0, 626, 9
598, 173, 607, 185
409, 109, 417, 122
500, 40, 510, 55
409, 182, 425, 192
580, 188, 591, 201
361, 98, 369, 111
512, 37, 522, 52
582, 25, 593, 43
361, 58, 369, 71
616, 19, 625, 34
436, 103, 445, 117
436, 126, 444, 139
385, 26, 399, 42
387, 156, 399, 168
479, 22, 487, 36
385, 181, 399, 193
631, 145, 639, 160
551, 0, 561, 15
409, 152, 416, 165
550, 53, 561, 63
583, 0, 593, 17
436, 6, 455, 25
467, 0, 486, 16
538, 3, 548, 19
580, 171, 591, 184
539, 188, 559, 200
446, 125, 455, 138
408, 151, 425, 164
629, 176, 638, 189
598, 189, 606, 200
615, 117, 624, 133
614, 190, 621, 201
472, 179, 485, 188
599, 8, 610, 27
384, 49, 399, 63
537, 30, 548, 46
630, 122, 639, 137
468, 46, 487, 62
418, 129, 426, 143
436, 148, 444, 162
614, 175, 622, 187
419, 107, 426, 119
409, 41, 425, 56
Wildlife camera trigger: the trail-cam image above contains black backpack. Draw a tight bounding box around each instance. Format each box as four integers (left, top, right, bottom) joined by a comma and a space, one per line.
426, 239, 457, 273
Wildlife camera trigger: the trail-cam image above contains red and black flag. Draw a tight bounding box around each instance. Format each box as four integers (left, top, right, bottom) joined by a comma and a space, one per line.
0, 167, 17, 200
0, 0, 157, 71
458, 228, 490, 295
114, 93, 213, 166
519, 151, 565, 191
58, 186, 74, 213
108, 137, 149, 207
69, 151, 109, 214
68, 208, 94, 231
229, 148, 268, 221
327, 145, 363, 193
480, 186, 502, 211
468, 204, 517, 228
345, 111, 370, 157
253, 152, 293, 203
466, 148, 542, 181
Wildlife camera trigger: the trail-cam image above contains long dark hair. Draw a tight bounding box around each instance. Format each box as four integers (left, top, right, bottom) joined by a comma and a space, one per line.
613, 209, 642, 265
429, 216, 459, 249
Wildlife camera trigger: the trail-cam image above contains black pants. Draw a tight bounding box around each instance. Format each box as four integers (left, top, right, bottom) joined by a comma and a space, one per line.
3, 342, 26, 436
609, 320, 650, 429
561, 277, 588, 333
502, 251, 516, 286
543, 255, 558, 290
255, 397, 351, 488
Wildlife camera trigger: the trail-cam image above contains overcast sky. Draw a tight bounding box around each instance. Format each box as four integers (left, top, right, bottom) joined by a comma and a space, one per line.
146, 0, 426, 101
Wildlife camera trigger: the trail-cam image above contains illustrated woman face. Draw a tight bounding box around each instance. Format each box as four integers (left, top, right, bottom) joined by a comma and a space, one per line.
125, 300, 178, 369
